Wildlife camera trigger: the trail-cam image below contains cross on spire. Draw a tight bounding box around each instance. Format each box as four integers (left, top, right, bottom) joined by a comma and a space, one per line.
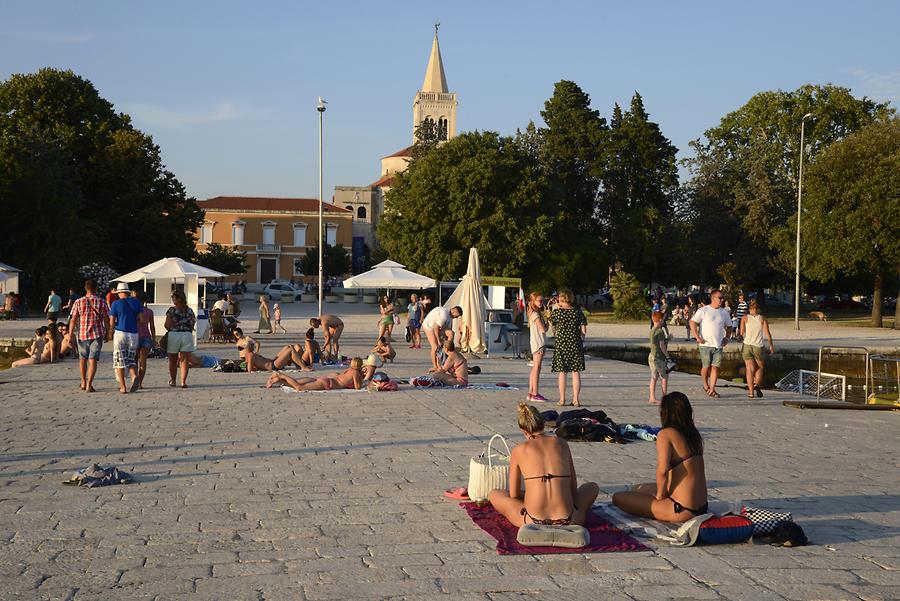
434, 22, 440, 36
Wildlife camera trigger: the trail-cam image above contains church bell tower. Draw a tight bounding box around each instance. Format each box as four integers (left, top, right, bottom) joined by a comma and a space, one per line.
412, 24, 458, 143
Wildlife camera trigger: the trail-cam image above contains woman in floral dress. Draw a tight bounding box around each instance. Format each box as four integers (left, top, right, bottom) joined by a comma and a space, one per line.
549, 289, 588, 406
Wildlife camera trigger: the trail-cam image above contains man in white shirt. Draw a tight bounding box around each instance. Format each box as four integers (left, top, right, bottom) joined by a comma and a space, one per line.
690, 289, 733, 398
422, 305, 462, 370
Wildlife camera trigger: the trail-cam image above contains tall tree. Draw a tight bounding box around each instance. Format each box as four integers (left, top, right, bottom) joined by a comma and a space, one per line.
0, 68, 204, 298
798, 117, 900, 327
378, 131, 556, 287
598, 93, 679, 282
686, 84, 892, 290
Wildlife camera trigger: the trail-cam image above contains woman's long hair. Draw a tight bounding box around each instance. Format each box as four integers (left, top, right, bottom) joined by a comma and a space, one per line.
526, 291, 546, 326
660, 392, 703, 456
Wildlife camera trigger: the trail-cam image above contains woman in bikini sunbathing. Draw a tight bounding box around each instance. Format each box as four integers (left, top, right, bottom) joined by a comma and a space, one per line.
266, 357, 363, 391
489, 403, 599, 527
612, 391, 708, 522
428, 340, 468, 386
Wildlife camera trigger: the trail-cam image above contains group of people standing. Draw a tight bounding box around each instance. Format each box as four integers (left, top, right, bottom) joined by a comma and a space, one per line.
526, 289, 588, 407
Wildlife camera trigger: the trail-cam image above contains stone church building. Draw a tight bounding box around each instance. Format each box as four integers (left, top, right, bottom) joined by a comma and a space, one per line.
334, 27, 458, 272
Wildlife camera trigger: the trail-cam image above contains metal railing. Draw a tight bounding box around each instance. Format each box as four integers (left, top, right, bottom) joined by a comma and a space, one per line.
255, 244, 281, 253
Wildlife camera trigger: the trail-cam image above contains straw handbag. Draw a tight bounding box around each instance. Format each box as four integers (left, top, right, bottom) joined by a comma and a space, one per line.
467, 434, 511, 501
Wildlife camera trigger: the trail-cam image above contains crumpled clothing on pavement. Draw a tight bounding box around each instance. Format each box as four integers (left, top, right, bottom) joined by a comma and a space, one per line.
62, 463, 134, 488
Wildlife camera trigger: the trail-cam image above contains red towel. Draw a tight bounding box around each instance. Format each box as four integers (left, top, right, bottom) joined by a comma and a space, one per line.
461, 502, 648, 555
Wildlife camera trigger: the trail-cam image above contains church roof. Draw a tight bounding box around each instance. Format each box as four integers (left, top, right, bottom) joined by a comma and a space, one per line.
382, 146, 413, 159
200, 196, 350, 213
370, 174, 396, 188
421, 31, 448, 93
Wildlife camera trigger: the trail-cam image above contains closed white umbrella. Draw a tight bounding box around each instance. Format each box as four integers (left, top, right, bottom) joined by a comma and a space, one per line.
443, 247, 487, 354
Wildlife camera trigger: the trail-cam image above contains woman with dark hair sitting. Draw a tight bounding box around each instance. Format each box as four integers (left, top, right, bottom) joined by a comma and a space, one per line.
489, 403, 599, 527
612, 391, 708, 522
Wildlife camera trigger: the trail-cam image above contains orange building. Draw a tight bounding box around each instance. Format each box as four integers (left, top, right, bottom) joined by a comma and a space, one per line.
196, 196, 353, 284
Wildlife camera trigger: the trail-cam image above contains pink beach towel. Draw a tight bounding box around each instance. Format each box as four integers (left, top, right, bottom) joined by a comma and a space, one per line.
460, 502, 648, 554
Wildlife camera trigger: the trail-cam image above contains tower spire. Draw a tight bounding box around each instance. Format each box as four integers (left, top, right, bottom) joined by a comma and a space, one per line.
421, 25, 448, 93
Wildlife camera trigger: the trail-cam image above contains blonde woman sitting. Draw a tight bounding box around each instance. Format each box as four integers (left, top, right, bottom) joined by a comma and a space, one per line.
489, 403, 599, 526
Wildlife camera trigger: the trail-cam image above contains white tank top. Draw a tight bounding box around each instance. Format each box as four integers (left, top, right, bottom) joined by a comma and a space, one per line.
743, 314, 764, 347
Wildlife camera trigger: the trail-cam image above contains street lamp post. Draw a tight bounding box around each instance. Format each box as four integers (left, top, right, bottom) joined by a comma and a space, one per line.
794, 112, 813, 331
317, 97, 327, 318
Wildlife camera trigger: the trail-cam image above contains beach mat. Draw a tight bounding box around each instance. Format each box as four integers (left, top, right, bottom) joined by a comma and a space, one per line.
595, 500, 743, 546
460, 502, 648, 555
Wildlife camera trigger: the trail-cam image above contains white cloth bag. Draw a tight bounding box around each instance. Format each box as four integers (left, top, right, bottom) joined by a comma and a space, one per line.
467, 434, 511, 501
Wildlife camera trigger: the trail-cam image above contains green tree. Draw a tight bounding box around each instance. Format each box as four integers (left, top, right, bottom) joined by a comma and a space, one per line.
799, 117, 900, 328
686, 84, 892, 289
609, 269, 647, 321
598, 93, 679, 282
0, 68, 204, 285
196, 243, 248, 276
298, 244, 351, 278
378, 131, 556, 287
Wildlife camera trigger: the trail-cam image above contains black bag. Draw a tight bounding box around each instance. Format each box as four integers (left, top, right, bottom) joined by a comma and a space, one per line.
405, 327, 412, 343
555, 418, 628, 443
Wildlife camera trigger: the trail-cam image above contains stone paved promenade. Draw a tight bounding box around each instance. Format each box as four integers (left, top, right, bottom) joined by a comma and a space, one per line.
1, 312, 898, 600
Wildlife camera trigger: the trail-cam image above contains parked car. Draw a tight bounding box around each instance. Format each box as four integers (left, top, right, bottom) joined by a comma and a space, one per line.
763, 294, 792, 308
263, 282, 303, 301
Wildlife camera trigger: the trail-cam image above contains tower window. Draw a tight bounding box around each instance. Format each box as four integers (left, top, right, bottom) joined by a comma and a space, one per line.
437, 117, 448, 141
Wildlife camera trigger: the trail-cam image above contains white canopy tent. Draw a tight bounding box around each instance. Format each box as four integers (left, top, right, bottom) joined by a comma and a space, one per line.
343, 259, 437, 290
0, 262, 21, 297
442, 248, 487, 354
115, 257, 227, 342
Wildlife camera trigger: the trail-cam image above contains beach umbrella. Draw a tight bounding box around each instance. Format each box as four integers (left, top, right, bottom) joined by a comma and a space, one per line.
114, 257, 227, 282
342, 259, 436, 289
443, 247, 487, 354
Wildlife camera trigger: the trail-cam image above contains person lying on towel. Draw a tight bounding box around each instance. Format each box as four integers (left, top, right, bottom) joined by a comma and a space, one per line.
427, 340, 469, 386
489, 403, 599, 526
266, 357, 363, 391
612, 392, 708, 522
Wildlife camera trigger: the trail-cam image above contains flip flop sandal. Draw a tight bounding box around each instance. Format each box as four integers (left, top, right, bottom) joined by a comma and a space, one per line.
708, 390, 721, 398
443, 487, 469, 500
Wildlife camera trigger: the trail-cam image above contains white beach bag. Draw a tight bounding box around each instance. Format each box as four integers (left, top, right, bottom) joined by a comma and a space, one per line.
467, 434, 511, 502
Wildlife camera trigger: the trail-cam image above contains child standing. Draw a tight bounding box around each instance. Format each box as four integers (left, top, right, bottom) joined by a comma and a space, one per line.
273, 303, 287, 334
648, 311, 671, 404
526, 291, 549, 402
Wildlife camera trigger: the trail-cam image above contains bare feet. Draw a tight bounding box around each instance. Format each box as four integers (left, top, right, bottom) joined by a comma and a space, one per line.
648, 398, 661, 405
265, 373, 281, 389
572, 400, 582, 407
557, 400, 566, 406
86, 385, 96, 393
79, 382, 86, 390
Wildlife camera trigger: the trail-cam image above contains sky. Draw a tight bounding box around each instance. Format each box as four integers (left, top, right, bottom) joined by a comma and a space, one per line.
3, 1, 899, 202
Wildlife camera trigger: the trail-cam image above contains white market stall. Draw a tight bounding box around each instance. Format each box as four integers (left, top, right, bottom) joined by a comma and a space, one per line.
114, 257, 227, 344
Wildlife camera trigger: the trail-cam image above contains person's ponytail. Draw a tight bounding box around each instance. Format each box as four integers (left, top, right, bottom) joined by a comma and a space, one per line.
517, 402, 545, 434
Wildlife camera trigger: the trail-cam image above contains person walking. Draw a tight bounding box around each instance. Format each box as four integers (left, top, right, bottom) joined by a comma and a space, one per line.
109, 282, 144, 393
734, 293, 748, 342
44, 288, 62, 325
164, 290, 196, 388
407, 293, 423, 349
255, 295, 272, 334
62, 288, 80, 319
377, 295, 395, 343
690, 289, 733, 398
740, 299, 775, 399
648, 311, 672, 404
526, 291, 549, 402
272, 303, 287, 334
549, 289, 587, 407
135, 291, 155, 388
67, 279, 109, 392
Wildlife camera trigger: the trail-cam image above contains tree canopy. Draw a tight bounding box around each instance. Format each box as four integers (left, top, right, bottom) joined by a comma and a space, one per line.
799, 117, 900, 327
0, 68, 204, 301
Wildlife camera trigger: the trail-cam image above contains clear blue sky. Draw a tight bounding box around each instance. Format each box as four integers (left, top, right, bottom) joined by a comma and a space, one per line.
3, 1, 898, 201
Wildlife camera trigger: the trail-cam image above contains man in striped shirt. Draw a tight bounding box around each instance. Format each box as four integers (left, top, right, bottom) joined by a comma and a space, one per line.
67, 279, 110, 393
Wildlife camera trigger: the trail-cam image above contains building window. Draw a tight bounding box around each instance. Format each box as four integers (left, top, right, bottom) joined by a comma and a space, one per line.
326, 223, 338, 246
262, 222, 276, 246
345, 205, 353, 211
232, 221, 245, 246
437, 117, 448, 141
357, 206, 367, 220
293, 259, 304, 277
200, 222, 214, 244
293, 223, 307, 247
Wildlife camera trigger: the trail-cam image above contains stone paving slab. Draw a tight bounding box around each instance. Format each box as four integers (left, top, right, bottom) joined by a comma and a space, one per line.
1, 321, 898, 601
